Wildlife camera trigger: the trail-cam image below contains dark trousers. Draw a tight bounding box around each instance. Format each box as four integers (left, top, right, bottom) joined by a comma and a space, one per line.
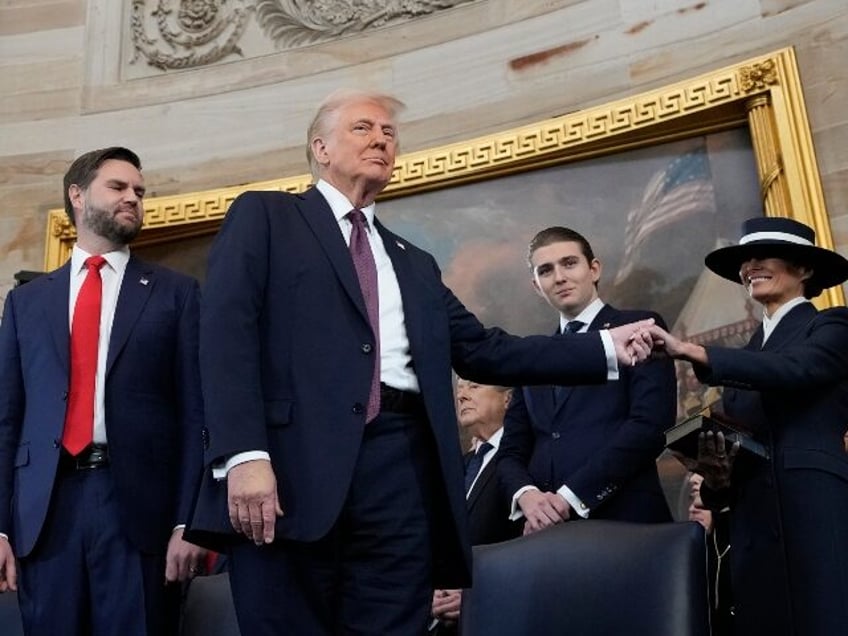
229, 411, 439, 635
17, 467, 180, 636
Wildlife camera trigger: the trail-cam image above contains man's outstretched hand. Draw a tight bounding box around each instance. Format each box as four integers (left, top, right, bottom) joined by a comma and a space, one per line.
609, 319, 655, 367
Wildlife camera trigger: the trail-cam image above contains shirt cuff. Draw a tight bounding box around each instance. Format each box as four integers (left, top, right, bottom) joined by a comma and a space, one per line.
509, 485, 539, 520
211, 451, 271, 480
599, 330, 619, 380
557, 484, 590, 518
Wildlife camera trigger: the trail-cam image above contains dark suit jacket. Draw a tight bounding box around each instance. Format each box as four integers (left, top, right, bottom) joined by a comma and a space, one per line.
0, 257, 204, 557
498, 305, 675, 523
465, 446, 521, 546
188, 187, 611, 587
698, 303, 848, 636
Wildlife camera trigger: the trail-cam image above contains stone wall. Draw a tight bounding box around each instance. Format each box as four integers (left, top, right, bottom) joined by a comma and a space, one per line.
2, 0, 847, 301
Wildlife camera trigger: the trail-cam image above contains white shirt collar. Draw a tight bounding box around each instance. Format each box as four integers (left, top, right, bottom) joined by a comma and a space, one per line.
559, 297, 605, 333
71, 243, 130, 274
482, 426, 504, 452
315, 179, 377, 229
762, 296, 810, 345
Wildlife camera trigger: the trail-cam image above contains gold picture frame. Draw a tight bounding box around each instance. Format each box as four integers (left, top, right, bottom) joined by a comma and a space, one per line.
43, 47, 843, 308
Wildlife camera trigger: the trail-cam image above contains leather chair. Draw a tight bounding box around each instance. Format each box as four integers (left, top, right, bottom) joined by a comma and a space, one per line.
460, 520, 710, 636
0, 591, 24, 636
180, 573, 241, 636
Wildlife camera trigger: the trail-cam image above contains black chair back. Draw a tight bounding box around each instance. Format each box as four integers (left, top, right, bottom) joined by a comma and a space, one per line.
461, 520, 710, 636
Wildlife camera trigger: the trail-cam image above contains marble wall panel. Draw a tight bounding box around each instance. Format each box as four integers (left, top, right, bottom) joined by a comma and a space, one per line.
0, 0, 847, 306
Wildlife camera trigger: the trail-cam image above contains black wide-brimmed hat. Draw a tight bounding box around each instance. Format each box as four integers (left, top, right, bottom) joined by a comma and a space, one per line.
705, 216, 848, 292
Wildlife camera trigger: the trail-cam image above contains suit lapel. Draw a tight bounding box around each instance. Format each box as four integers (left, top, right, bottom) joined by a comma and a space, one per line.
761, 302, 816, 351
552, 304, 617, 415
297, 188, 370, 325
46, 263, 72, 371
466, 456, 496, 508
106, 257, 154, 376
376, 220, 429, 352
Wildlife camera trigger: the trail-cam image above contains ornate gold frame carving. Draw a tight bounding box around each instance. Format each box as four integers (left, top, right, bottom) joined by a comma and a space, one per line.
45, 47, 843, 307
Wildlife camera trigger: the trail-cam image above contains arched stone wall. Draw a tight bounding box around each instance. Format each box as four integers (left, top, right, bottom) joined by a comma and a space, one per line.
2, 0, 847, 300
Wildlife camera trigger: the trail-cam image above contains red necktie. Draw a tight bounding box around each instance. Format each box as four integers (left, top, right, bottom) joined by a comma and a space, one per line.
347, 210, 381, 422
63, 255, 107, 455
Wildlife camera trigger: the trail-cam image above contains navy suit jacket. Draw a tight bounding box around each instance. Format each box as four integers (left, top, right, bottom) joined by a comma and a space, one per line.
0, 257, 204, 557
498, 305, 675, 522
465, 448, 521, 546
698, 303, 848, 635
188, 187, 612, 587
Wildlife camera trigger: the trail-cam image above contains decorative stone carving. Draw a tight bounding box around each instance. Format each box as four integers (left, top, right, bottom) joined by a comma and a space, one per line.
130, 0, 479, 71
131, 0, 254, 70
254, 0, 478, 48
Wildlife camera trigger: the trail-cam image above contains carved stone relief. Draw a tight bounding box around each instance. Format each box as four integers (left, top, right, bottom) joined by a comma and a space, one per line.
130, 0, 480, 72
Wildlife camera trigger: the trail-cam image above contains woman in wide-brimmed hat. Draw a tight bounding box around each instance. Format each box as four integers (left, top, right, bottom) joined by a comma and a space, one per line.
649, 215, 848, 636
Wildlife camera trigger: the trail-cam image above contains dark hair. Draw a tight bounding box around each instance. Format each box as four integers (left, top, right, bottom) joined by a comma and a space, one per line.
785, 258, 821, 299
63, 147, 141, 226
527, 226, 595, 267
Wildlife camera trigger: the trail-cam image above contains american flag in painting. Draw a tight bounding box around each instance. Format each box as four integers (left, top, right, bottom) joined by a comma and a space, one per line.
614, 145, 717, 285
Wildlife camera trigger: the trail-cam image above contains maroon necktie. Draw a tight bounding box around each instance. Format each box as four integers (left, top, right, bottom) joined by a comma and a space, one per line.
63, 255, 107, 455
347, 210, 381, 421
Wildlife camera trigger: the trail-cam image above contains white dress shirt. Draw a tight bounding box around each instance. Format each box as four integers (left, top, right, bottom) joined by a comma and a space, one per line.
315, 179, 418, 391
69, 244, 130, 445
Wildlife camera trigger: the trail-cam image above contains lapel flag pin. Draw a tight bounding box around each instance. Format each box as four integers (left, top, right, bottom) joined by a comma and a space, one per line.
140, 277, 149, 286
395, 240, 406, 250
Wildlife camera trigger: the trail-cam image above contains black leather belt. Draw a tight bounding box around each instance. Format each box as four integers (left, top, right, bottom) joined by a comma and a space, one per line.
380, 383, 424, 414
59, 444, 109, 471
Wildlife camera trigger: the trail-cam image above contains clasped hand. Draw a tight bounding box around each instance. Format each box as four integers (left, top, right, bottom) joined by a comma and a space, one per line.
609, 318, 656, 367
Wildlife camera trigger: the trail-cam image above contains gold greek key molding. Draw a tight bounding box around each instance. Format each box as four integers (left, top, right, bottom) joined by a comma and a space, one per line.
45, 47, 842, 307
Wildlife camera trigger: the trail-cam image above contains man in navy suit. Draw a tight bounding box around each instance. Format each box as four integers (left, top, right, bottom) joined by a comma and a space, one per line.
188, 90, 656, 635
430, 378, 521, 634
499, 226, 676, 534
0, 147, 206, 635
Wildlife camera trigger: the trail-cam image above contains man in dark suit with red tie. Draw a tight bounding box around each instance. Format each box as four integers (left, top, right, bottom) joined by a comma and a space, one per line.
0, 147, 206, 635
499, 226, 676, 534
187, 90, 657, 635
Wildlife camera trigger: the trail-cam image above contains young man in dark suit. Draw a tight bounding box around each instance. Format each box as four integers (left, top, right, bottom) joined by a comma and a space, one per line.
430, 378, 521, 634
0, 147, 206, 635
188, 90, 657, 635
499, 226, 676, 533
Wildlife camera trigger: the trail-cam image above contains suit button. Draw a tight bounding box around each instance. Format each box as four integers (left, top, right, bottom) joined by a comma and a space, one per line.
551, 432, 561, 440
361, 343, 372, 354
53, 439, 61, 448
62, 390, 68, 401
352, 403, 364, 415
